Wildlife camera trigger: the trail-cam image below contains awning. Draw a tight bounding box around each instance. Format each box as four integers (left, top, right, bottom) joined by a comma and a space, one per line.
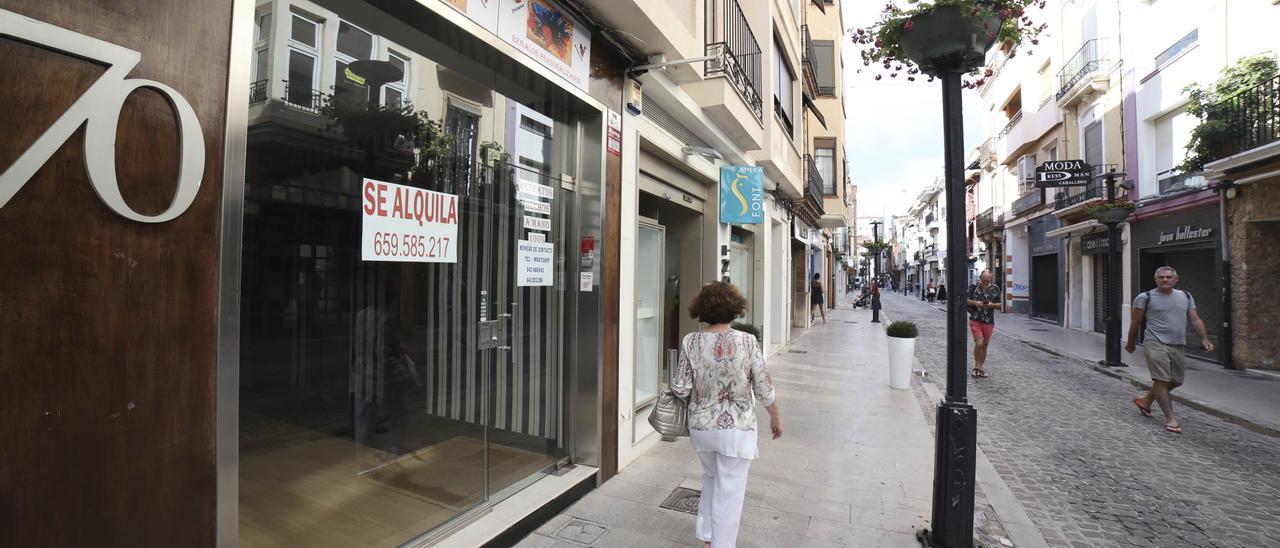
803, 92, 827, 129
817, 213, 847, 229
1045, 219, 1105, 239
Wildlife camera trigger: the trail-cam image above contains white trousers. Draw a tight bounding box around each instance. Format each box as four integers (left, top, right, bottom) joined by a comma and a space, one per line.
695, 451, 753, 547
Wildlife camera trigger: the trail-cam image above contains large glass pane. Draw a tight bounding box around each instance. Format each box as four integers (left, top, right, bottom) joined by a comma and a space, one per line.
240, 1, 581, 545
634, 224, 664, 408
290, 14, 316, 47
337, 21, 373, 59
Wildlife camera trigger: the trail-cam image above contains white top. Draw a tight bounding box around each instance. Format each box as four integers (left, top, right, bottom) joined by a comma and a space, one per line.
690, 427, 759, 459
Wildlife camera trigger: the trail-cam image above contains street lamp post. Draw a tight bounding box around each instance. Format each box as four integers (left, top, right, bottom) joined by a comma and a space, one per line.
1098, 168, 1129, 368
871, 220, 883, 323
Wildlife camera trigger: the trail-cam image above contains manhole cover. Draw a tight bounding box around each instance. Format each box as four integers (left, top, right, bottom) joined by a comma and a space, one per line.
555, 518, 609, 545
659, 487, 701, 515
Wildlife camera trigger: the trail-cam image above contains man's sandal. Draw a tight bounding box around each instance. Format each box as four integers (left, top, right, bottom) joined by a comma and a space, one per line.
971, 368, 988, 378
1165, 424, 1183, 434
1133, 398, 1153, 417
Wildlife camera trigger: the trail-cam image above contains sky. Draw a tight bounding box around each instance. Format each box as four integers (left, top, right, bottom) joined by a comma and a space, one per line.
840, 1, 989, 221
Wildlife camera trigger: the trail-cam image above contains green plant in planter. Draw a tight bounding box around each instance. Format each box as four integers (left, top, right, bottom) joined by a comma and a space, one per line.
861, 240, 892, 254
731, 322, 763, 345
886, 320, 919, 339
1082, 198, 1137, 217
851, 0, 1047, 85
1180, 52, 1278, 173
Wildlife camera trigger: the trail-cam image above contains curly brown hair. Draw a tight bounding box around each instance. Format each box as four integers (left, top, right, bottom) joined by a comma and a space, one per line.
687, 281, 748, 325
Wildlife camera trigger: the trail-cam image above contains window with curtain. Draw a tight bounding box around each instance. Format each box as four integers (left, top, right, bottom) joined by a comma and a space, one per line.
815, 141, 836, 195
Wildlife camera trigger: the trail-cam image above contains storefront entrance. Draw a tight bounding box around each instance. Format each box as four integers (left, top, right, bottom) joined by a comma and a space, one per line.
236, 1, 594, 544
1131, 205, 1222, 363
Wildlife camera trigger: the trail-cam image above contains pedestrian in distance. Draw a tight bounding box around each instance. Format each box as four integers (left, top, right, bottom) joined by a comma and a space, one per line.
1127, 266, 1215, 434
927, 281, 936, 303
966, 270, 1001, 378
936, 282, 948, 302
810, 273, 827, 324
673, 281, 782, 548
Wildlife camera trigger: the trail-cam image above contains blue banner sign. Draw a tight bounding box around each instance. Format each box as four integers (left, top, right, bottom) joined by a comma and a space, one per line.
719, 166, 765, 225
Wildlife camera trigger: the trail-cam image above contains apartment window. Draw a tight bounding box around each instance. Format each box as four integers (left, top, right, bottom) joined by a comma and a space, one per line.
813, 40, 836, 96
383, 50, 409, 108
815, 139, 836, 195
253, 11, 271, 83
286, 12, 321, 108
334, 20, 374, 108
1154, 108, 1200, 192
773, 38, 796, 137
1004, 89, 1022, 119
1156, 29, 1198, 67
1083, 121, 1103, 171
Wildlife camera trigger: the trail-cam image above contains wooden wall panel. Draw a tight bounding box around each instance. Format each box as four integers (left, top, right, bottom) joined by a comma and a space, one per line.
0, 1, 232, 546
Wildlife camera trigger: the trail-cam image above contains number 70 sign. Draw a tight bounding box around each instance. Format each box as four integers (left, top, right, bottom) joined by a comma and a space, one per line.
0, 8, 205, 223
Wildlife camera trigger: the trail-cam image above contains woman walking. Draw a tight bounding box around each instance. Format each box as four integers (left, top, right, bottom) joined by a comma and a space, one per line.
936, 282, 948, 302
673, 281, 782, 548
809, 273, 827, 324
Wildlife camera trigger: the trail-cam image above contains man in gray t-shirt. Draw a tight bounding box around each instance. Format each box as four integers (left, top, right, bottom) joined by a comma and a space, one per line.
1125, 267, 1215, 434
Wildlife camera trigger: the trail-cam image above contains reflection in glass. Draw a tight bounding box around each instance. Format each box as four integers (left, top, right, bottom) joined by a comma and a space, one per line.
634, 224, 664, 408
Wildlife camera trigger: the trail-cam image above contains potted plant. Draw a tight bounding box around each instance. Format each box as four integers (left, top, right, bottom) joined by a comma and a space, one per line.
1083, 198, 1136, 224
852, 0, 1047, 83
885, 320, 919, 390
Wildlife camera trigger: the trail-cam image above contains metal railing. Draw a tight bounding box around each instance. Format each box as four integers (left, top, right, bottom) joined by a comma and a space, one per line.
705, 0, 763, 120
249, 79, 268, 104
282, 80, 323, 114
804, 154, 826, 216
1203, 73, 1280, 164
1054, 180, 1106, 210
801, 24, 816, 88
1057, 39, 1107, 101
976, 207, 1004, 235
1010, 188, 1045, 218
998, 111, 1023, 138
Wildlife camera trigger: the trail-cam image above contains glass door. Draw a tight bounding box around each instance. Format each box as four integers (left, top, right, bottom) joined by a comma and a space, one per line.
633, 220, 665, 442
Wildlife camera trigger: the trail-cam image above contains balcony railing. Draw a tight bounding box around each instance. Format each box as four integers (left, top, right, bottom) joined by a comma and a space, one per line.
1054, 180, 1106, 211
804, 154, 826, 216
1057, 39, 1107, 101
1202, 73, 1280, 164
1010, 189, 1046, 218
282, 80, 324, 114
998, 111, 1023, 138
705, 0, 763, 120
801, 25, 817, 91
976, 207, 1004, 235
249, 79, 268, 104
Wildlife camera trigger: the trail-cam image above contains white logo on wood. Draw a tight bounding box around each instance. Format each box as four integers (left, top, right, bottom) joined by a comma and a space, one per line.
0, 9, 205, 223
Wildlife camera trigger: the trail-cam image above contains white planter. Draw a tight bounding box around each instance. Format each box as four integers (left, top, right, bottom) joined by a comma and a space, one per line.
887, 335, 916, 390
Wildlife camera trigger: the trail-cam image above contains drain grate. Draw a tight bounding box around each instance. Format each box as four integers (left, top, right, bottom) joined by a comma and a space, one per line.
1029, 328, 1051, 332
787, 349, 809, 354
844, 321, 859, 324
659, 487, 701, 515
554, 518, 609, 545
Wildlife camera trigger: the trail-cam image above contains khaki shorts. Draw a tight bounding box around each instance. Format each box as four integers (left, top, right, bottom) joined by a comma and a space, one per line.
1144, 340, 1186, 386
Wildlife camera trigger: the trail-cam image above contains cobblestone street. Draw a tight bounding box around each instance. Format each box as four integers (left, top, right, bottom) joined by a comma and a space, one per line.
881, 292, 1280, 548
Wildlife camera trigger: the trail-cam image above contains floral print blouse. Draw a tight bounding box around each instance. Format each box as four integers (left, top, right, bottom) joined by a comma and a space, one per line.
671, 330, 776, 432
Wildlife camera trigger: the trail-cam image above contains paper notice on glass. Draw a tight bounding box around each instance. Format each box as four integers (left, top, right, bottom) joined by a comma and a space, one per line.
524, 215, 552, 231
521, 200, 551, 215
361, 178, 459, 263
528, 232, 546, 243
579, 272, 593, 291
518, 180, 555, 200
517, 240, 554, 287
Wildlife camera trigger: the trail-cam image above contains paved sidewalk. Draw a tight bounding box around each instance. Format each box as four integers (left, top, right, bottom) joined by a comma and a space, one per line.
899, 293, 1280, 435
518, 303, 939, 547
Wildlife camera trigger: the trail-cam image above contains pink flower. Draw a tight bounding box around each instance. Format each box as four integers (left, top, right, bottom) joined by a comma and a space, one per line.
904, 21, 914, 31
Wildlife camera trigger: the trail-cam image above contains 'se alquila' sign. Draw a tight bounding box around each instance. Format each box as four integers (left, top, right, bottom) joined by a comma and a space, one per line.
0, 9, 205, 223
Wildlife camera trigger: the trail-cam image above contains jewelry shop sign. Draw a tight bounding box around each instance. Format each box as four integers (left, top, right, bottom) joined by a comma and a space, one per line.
719, 165, 765, 225
362, 179, 459, 263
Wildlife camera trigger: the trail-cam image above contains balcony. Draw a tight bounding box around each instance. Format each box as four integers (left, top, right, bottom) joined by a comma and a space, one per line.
801, 25, 818, 96
803, 154, 826, 218
976, 207, 1004, 236
1202, 74, 1280, 166
250, 79, 268, 104
282, 80, 324, 115
1053, 180, 1106, 213
1010, 188, 1046, 218
703, 0, 763, 121
1056, 39, 1110, 106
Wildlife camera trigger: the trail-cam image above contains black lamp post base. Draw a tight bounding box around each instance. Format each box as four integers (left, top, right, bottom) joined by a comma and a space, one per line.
1098, 359, 1128, 368
872, 310, 881, 323
929, 400, 978, 548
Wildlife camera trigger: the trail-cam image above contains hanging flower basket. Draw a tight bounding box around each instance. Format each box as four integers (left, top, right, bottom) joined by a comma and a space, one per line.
1089, 207, 1131, 224
853, 1, 1047, 85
